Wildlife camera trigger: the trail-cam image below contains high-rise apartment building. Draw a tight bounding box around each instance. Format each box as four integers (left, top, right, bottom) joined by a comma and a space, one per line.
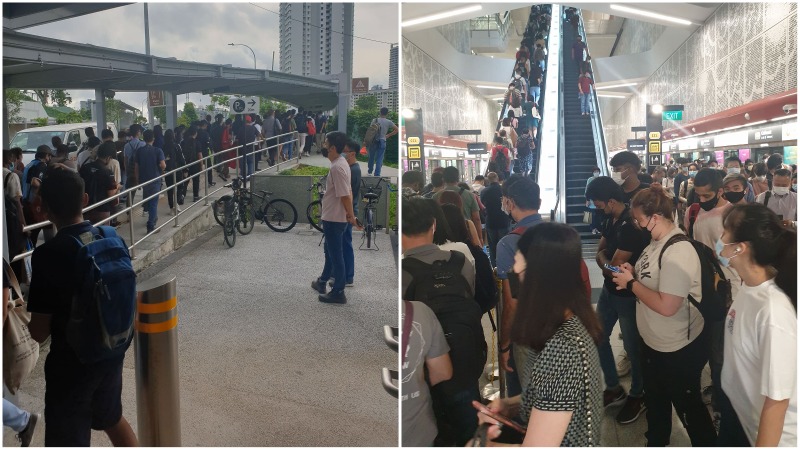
389, 43, 398, 90
279, 3, 354, 77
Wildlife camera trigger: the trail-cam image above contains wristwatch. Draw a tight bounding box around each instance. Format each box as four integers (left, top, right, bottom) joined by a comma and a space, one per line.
626, 279, 636, 291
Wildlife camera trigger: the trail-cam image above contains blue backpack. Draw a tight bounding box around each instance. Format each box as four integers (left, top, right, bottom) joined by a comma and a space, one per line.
67, 226, 137, 364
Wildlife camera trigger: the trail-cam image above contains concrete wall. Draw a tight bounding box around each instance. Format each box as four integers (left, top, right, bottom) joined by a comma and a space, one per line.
603, 2, 798, 149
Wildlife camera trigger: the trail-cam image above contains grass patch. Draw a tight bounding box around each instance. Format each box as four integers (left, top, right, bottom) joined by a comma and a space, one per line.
278, 164, 330, 176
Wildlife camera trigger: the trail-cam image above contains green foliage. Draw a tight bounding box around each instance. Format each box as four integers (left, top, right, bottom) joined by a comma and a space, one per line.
135, 116, 147, 124
178, 102, 199, 127
153, 106, 167, 125
278, 164, 330, 176
259, 98, 289, 117
4, 89, 27, 123
80, 108, 92, 121
105, 99, 125, 129
55, 110, 84, 124
389, 186, 397, 230
31, 89, 71, 107
34, 117, 49, 127
354, 95, 379, 111
210, 95, 230, 111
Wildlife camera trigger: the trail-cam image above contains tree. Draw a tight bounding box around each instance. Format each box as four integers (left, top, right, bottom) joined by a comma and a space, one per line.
4, 89, 29, 123
258, 98, 289, 117
55, 110, 84, 124
105, 99, 125, 130
31, 89, 72, 107
153, 106, 167, 126
80, 108, 92, 121
354, 95, 379, 112
182, 102, 198, 123
210, 95, 230, 112
34, 117, 49, 127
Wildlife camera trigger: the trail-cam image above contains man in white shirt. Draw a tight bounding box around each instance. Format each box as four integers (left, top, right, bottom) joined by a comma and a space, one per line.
755, 168, 796, 227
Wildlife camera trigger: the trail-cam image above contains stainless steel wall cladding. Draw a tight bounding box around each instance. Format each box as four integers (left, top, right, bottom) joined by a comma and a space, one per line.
604, 3, 797, 149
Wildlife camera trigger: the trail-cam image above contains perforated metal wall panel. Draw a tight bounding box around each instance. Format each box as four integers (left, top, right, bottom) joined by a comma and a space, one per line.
604, 3, 797, 149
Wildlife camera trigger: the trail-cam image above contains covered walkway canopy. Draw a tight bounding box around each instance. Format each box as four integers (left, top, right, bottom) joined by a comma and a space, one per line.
3, 28, 340, 111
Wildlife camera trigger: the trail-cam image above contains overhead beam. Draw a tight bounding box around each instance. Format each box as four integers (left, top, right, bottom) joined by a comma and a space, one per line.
3, 3, 131, 30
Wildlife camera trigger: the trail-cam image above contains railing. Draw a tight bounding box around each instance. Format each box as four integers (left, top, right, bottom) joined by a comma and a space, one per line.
538, 4, 562, 221
469, 13, 512, 39
12, 131, 301, 263
576, 9, 610, 175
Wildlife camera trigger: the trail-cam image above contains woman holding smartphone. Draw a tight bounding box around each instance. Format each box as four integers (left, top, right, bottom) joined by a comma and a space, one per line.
716, 203, 796, 446
477, 223, 603, 446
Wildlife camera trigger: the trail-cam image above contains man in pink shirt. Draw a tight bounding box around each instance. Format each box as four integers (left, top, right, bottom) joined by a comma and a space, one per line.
311, 131, 357, 304
578, 71, 594, 116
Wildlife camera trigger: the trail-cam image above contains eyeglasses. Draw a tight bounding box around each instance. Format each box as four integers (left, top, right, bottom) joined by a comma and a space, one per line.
632, 214, 658, 228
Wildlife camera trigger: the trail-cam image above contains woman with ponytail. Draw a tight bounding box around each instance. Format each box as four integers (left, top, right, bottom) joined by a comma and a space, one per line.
716, 203, 796, 446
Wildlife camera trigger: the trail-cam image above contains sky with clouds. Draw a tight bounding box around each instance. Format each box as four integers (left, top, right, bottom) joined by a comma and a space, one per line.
20, 2, 398, 116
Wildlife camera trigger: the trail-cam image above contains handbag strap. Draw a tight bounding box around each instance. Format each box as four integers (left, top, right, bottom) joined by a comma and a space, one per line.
3, 258, 24, 304
402, 300, 414, 364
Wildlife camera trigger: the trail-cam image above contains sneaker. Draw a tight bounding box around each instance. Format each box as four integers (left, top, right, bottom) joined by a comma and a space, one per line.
141, 208, 147, 217
319, 290, 347, 304
603, 386, 626, 408
17, 412, 39, 447
175, 206, 182, 213
328, 278, 355, 288
616, 396, 646, 424
616, 353, 631, 377
311, 279, 327, 294
193, 196, 200, 202
209, 181, 217, 187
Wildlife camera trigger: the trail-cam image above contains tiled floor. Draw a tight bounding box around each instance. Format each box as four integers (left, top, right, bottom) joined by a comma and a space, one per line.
479, 259, 716, 446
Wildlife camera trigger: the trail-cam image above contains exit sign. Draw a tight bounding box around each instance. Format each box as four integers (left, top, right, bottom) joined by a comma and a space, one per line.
663, 110, 683, 121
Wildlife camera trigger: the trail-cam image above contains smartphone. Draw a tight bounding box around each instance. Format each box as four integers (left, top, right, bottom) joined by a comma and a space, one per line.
472, 401, 528, 434
604, 263, 621, 273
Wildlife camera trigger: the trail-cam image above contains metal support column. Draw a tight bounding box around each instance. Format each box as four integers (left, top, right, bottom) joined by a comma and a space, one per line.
135, 274, 181, 446
2, 91, 10, 149
95, 89, 107, 134
165, 92, 178, 130
336, 3, 354, 133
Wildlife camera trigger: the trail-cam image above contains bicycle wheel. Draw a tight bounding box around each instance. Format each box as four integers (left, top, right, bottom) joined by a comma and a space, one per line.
213, 195, 231, 226
365, 208, 374, 248
307, 200, 323, 232
237, 199, 255, 235
263, 199, 298, 232
224, 216, 236, 247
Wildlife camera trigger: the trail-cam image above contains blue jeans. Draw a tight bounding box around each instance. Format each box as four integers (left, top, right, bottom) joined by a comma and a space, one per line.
343, 218, 354, 284
580, 93, 591, 114
597, 286, 644, 397
282, 141, 293, 159
432, 385, 480, 446
530, 85, 541, 104
142, 181, 160, 232
320, 220, 347, 293
240, 154, 254, 179
368, 138, 387, 176
3, 399, 30, 432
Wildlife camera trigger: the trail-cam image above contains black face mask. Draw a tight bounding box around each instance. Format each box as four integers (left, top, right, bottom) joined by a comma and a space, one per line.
723, 191, 745, 204
699, 194, 719, 211
321, 148, 329, 158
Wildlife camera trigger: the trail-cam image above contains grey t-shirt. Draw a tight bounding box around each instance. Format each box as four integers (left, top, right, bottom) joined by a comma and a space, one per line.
375, 117, 395, 140
401, 301, 450, 447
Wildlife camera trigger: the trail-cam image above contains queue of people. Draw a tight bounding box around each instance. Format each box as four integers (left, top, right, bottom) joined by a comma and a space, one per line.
401, 146, 796, 446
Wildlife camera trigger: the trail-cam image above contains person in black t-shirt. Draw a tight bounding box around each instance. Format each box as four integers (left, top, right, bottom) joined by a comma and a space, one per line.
480, 172, 510, 267
586, 176, 650, 425
610, 151, 649, 206
26, 168, 138, 447
79, 144, 118, 225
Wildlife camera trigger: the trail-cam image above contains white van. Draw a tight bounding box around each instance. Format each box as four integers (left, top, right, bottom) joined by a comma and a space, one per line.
9, 122, 119, 166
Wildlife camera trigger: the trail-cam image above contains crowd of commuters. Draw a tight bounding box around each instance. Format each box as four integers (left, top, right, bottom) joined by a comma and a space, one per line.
401, 147, 796, 446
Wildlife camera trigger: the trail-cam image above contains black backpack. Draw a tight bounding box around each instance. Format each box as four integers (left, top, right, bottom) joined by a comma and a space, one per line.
658, 234, 732, 337
403, 251, 487, 391
295, 113, 308, 133
4, 173, 25, 259
495, 149, 509, 172
517, 135, 533, 158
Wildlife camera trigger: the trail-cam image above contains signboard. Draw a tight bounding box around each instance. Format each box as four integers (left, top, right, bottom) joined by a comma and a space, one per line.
148, 90, 164, 107
748, 125, 782, 145
738, 148, 751, 162
467, 142, 488, 155
404, 108, 425, 179
648, 154, 662, 166
783, 123, 797, 141
663, 110, 683, 121
352, 77, 369, 94
648, 141, 661, 153
408, 146, 421, 159
714, 151, 725, 165
714, 131, 748, 147
667, 142, 679, 152
230, 96, 259, 115
648, 131, 661, 140
784, 146, 797, 165
698, 138, 713, 148
627, 139, 646, 151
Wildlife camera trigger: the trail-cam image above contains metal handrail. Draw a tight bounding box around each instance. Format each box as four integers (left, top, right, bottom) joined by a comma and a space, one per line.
12, 131, 301, 263
576, 9, 610, 175
554, 5, 566, 223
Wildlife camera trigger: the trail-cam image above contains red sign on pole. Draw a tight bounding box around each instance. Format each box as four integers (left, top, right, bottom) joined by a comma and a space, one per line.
148, 91, 164, 107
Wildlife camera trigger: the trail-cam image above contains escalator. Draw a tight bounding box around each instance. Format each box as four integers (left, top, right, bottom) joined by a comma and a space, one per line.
561, 26, 600, 258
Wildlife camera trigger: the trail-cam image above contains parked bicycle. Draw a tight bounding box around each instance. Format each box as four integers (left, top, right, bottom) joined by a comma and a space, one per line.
213, 177, 299, 233
360, 177, 386, 250
306, 175, 327, 232
222, 196, 237, 248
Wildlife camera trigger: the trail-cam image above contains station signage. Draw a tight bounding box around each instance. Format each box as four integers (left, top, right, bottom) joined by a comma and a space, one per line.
648, 131, 661, 140
783, 123, 797, 141
663, 110, 683, 121
698, 138, 713, 148
627, 139, 646, 151
148, 90, 164, 107
404, 108, 425, 178
352, 77, 369, 94
748, 125, 782, 145
467, 142, 488, 155
648, 154, 663, 166
648, 141, 661, 153
230, 96, 259, 115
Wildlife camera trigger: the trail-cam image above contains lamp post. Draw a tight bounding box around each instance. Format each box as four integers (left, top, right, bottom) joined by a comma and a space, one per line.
228, 43, 257, 69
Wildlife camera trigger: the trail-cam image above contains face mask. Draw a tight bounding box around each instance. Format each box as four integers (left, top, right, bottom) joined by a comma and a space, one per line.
727, 168, 740, 175
593, 171, 600, 177
756, 175, 767, 181
715, 238, 739, 267
723, 191, 745, 204
699, 194, 719, 211
773, 186, 790, 195
793, 184, 797, 191
611, 170, 625, 185
688, 170, 698, 177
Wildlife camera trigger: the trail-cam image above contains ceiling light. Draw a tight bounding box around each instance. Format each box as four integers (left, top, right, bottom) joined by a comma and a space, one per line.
402, 4, 482, 27
476, 85, 508, 90
597, 94, 626, 99
402, 108, 416, 119
651, 104, 663, 114
770, 114, 797, 121
594, 82, 638, 90
610, 4, 693, 26
747, 120, 767, 126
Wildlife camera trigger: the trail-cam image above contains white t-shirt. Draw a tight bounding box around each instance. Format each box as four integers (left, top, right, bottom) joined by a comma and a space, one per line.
634, 226, 705, 352
722, 279, 797, 446
439, 241, 476, 275
107, 159, 121, 185
3, 168, 22, 199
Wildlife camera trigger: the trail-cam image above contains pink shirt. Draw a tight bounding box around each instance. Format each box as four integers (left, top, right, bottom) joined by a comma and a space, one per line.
685, 201, 730, 249
321, 155, 352, 222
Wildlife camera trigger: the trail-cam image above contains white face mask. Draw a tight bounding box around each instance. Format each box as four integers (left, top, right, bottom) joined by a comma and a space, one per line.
773, 186, 790, 195
727, 168, 740, 175
611, 170, 625, 185
756, 175, 767, 181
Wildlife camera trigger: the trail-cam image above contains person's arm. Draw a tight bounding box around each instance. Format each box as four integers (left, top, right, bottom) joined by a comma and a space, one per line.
134, 160, 140, 184
470, 210, 482, 246
426, 353, 453, 386
522, 408, 573, 447
499, 278, 517, 372
595, 236, 608, 269
612, 263, 684, 316
28, 312, 52, 343
467, 220, 481, 247
756, 397, 790, 446
339, 194, 356, 225
386, 123, 399, 139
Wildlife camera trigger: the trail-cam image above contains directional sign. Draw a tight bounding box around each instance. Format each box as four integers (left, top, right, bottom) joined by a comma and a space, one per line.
352, 78, 369, 94
408, 146, 421, 159
663, 110, 683, 121
648, 131, 661, 140
467, 142, 488, 155
649, 141, 661, 154
649, 154, 663, 166
230, 96, 259, 115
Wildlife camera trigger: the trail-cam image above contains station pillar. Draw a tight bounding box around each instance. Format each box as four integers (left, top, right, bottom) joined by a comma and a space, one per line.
95, 89, 107, 133
165, 92, 178, 130
2, 92, 10, 149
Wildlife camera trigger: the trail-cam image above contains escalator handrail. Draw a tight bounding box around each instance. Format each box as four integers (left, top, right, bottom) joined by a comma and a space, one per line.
555, 5, 566, 223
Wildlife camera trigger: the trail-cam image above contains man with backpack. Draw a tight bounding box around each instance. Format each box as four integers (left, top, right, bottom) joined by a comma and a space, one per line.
123, 125, 145, 207
401, 197, 483, 447
26, 168, 138, 446
366, 107, 398, 177
533, 42, 546, 72
505, 82, 522, 116
490, 136, 511, 180
515, 127, 535, 177
262, 110, 282, 167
